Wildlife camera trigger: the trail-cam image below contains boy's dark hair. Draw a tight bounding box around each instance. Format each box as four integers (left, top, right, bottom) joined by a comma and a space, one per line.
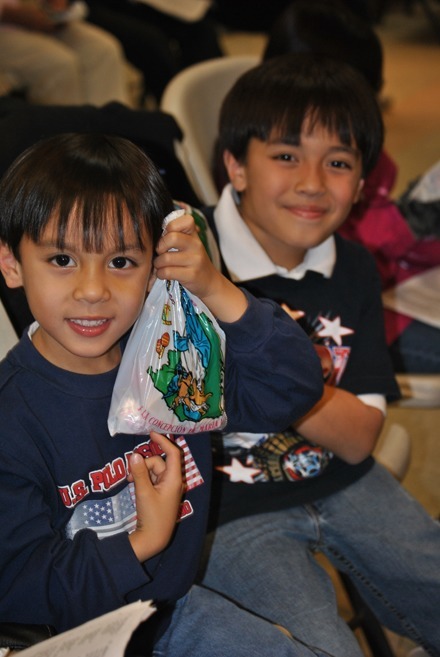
0, 133, 174, 258
263, 0, 383, 95
218, 53, 384, 177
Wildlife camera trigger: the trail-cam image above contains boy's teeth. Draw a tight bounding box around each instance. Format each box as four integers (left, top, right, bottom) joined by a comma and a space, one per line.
71, 319, 106, 327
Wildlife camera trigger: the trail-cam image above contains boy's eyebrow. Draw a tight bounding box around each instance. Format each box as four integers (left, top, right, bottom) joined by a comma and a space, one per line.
34, 238, 145, 253
325, 144, 361, 157
266, 136, 299, 146
267, 137, 360, 156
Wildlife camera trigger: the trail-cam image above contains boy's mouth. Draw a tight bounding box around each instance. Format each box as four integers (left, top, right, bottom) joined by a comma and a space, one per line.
70, 318, 108, 327
67, 318, 111, 337
288, 205, 326, 219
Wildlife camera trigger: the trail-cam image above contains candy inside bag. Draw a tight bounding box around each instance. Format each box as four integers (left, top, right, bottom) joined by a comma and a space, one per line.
108, 210, 227, 436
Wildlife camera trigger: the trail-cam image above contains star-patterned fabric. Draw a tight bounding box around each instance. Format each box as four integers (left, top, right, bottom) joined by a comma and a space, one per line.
200, 189, 399, 522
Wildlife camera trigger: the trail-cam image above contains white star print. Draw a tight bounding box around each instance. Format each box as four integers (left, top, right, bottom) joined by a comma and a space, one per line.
317, 316, 353, 346
216, 458, 261, 483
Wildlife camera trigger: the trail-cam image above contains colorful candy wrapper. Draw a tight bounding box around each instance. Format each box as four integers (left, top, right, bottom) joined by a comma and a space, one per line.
108, 209, 227, 436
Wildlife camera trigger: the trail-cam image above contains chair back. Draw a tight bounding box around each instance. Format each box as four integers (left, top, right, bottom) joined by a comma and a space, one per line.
161, 56, 259, 205
395, 373, 440, 408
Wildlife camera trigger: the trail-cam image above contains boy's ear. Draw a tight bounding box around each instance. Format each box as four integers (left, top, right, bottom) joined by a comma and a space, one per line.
353, 177, 365, 204
0, 243, 23, 289
147, 269, 157, 293
223, 150, 247, 193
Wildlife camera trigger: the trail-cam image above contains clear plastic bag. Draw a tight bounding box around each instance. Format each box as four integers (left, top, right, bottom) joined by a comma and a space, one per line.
108, 211, 226, 436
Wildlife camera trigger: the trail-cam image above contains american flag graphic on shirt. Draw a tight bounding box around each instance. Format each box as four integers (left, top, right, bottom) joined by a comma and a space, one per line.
64, 436, 203, 539
66, 483, 137, 540
176, 435, 204, 491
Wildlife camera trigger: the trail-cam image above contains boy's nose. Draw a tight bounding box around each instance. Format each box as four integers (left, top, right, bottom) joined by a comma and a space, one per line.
73, 268, 111, 303
294, 163, 324, 195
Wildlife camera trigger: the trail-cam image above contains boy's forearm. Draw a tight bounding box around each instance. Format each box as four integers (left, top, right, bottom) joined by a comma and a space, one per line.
294, 385, 384, 464
199, 272, 248, 324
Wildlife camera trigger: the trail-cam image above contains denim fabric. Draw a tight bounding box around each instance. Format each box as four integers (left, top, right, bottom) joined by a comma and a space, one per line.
389, 319, 440, 373
202, 462, 440, 657
153, 584, 333, 657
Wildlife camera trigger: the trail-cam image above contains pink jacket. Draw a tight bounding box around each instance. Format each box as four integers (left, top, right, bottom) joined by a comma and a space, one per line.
339, 151, 440, 343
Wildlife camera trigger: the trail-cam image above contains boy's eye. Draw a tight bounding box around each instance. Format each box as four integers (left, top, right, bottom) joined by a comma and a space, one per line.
109, 256, 134, 269
51, 254, 74, 267
275, 153, 295, 162
329, 159, 352, 170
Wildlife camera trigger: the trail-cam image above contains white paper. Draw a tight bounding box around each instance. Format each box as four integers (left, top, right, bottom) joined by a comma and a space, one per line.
382, 266, 440, 329
0, 300, 17, 360
130, 0, 211, 22
16, 600, 156, 657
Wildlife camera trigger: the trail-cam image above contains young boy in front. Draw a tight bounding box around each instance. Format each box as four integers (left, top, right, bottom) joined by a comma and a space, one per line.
0, 133, 325, 656
201, 54, 440, 657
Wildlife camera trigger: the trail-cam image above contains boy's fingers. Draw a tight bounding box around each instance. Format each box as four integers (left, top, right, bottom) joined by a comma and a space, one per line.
149, 431, 183, 475
149, 431, 181, 456
164, 214, 195, 236
129, 452, 152, 483
280, 303, 304, 321
149, 432, 184, 492
159, 215, 196, 253
158, 230, 194, 256
144, 455, 167, 479
128, 434, 182, 485
129, 451, 171, 482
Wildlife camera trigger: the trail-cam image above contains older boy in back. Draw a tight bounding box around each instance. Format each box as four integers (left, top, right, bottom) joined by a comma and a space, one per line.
201, 54, 440, 657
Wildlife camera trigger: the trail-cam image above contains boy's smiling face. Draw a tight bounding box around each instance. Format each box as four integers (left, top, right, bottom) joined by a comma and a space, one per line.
1, 208, 153, 375
225, 121, 364, 271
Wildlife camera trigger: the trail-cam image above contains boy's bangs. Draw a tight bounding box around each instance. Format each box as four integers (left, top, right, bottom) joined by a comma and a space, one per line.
55, 192, 146, 253
300, 105, 355, 148
267, 94, 356, 150
0, 133, 171, 259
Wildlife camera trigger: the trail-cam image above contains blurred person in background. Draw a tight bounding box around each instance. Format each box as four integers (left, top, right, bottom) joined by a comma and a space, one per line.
0, 0, 131, 105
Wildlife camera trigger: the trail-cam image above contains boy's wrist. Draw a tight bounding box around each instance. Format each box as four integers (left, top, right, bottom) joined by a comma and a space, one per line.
129, 529, 170, 563
200, 275, 248, 324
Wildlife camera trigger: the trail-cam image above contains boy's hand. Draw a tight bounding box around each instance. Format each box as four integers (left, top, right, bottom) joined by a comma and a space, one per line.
154, 214, 248, 323
128, 431, 184, 562
154, 213, 218, 298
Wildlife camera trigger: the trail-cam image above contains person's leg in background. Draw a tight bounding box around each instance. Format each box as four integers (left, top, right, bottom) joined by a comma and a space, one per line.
55, 19, 131, 106
388, 320, 440, 374
0, 29, 83, 104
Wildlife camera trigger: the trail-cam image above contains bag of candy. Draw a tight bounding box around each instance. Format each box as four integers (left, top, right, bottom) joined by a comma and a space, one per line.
108, 209, 226, 436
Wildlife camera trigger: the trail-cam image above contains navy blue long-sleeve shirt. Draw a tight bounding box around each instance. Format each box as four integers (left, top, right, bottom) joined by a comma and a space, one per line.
0, 290, 322, 635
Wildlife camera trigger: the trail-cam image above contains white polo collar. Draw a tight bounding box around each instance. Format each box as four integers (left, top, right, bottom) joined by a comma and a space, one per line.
213, 184, 336, 283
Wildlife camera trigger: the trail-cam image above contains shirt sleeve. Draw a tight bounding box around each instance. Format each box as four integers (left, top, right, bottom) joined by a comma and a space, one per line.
0, 444, 150, 632
219, 288, 324, 432
338, 249, 400, 402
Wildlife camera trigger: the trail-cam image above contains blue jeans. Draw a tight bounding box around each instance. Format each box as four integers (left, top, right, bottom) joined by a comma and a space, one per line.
389, 319, 440, 373
201, 462, 440, 657
153, 584, 331, 657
